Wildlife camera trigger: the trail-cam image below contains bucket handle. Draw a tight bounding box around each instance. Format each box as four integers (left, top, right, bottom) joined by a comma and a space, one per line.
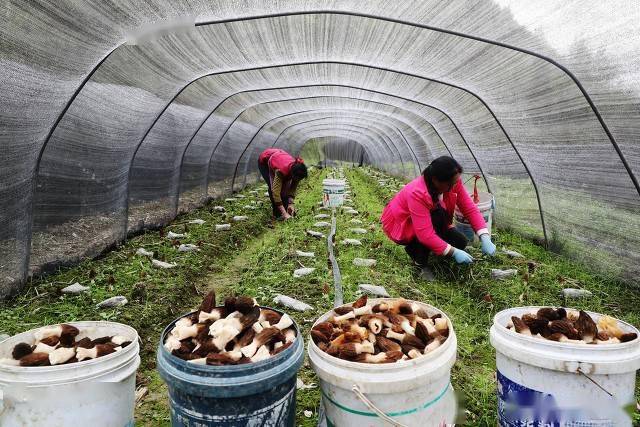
351, 385, 409, 427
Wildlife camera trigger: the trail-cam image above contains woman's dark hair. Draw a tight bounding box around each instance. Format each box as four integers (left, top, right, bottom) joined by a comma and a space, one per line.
422, 156, 463, 199
291, 162, 308, 180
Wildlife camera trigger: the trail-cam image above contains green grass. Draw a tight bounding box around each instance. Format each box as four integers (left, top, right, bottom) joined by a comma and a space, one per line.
0, 184, 273, 426
0, 166, 638, 425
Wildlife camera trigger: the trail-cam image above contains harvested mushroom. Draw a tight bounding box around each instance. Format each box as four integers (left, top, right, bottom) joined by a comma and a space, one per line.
509, 308, 635, 345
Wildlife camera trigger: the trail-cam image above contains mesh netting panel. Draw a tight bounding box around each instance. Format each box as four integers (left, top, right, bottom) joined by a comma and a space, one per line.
2, 1, 640, 295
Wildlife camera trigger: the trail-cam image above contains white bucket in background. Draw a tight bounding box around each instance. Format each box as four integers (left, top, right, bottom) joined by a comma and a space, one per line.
309, 298, 457, 427
0, 321, 140, 427
490, 307, 640, 426
454, 191, 494, 244
323, 179, 346, 207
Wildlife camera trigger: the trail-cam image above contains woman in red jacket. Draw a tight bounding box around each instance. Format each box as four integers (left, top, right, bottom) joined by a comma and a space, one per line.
258, 148, 308, 220
381, 156, 496, 271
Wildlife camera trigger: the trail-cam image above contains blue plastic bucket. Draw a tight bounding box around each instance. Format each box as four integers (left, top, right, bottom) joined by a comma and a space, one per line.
157, 310, 305, 426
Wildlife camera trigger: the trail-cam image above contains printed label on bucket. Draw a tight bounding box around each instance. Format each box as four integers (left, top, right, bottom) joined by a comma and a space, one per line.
497, 371, 615, 427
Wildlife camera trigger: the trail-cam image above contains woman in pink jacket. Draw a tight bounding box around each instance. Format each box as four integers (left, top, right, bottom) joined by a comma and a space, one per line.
258, 148, 308, 220
381, 156, 496, 270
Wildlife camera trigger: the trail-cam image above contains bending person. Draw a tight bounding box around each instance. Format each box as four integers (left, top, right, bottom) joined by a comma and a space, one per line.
381, 156, 496, 275
258, 148, 308, 220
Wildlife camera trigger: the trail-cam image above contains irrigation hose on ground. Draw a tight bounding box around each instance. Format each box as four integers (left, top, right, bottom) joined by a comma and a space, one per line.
328, 207, 343, 307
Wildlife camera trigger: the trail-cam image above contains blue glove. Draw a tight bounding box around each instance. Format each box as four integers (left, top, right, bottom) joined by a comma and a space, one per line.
480, 234, 496, 256
453, 248, 474, 264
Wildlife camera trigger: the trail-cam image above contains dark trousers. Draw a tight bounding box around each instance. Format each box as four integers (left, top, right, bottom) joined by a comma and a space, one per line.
258, 161, 290, 217
405, 208, 468, 266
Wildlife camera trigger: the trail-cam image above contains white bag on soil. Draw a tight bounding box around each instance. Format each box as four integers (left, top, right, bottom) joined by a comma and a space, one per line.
502, 249, 524, 258
232, 215, 248, 222
296, 250, 315, 258
136, 248, 153, 257
293, 267, 315, 278
314, 214, 330, 219
273, 295, 313, 312
235, 194, 246, 199
314, 221, 330, 228
243, 205, 258, 210
353, 258, 376, 267
342, 239, 362, 246
358, 284, 390, 297
350, 228, 367, 234
188, 219, 205, 225
345, 209, 359, 215
97, 296, 128, 308
178, 244, 199, 252
213, 206, 225, 212
216, 224, 231, 231
349, 219, 363, 225
307, 230, 325, 238
562, 288, 593, 298
167, 231, 185, 239
62, 282, 90, 294
225, 198, 237, 202
152, 259, 177, 269
491, 269, 518, 280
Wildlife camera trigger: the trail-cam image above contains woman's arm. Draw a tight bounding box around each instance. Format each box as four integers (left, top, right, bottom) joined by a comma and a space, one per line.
271, 171, 289, 217
287, 178, 299, 203
408, 191, 453, 256
454, 180, 488, 236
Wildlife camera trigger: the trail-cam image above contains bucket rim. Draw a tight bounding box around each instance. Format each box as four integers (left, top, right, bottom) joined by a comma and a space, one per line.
0, 320, 139, 374
492, 306, 640, 350
309, 298, 455, 370
158, 307, 301, 371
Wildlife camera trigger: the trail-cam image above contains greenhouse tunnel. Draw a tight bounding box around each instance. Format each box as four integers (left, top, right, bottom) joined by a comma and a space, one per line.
1, 0, 640, 300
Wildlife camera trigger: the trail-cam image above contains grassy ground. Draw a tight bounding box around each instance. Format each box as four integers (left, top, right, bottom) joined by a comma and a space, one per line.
0, 183, 274, 425
0, 166, 638, 425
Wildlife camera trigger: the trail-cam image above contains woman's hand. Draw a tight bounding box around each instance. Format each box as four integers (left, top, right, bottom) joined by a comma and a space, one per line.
453, 248, 474, 264
278, 206, 291, 220
479, 234, 496, 256
287, 204, 296, 216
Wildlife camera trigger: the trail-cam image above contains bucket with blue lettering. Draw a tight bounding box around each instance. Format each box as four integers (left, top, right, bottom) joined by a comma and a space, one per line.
490, 307, 640, 426
157, 309, 304, 426
309, 298, 458, 427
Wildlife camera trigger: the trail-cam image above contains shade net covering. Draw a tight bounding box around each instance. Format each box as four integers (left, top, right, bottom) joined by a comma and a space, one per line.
1, 1, 639, 296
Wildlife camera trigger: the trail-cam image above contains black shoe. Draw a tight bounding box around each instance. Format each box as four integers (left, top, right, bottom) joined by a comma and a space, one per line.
419, 266, 436, 281
405, 246, 429, 268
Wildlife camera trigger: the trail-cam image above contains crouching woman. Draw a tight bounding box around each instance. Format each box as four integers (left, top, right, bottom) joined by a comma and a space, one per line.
381, 156, 496, 271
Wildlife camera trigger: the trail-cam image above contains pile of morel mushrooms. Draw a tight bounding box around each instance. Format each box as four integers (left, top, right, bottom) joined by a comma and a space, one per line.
508, 307, 638, 344
164, 292, 296, 365
1, 325, 131, 366
312, 296, 449, 363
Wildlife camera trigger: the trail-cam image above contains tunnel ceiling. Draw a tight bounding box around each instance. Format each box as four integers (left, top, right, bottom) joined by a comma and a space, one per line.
1, 1, 639, 296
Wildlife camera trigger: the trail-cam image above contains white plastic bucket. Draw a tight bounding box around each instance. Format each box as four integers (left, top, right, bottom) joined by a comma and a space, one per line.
0, 321, 140, 427
323, 179, 346, 207
454, 191, 493, 244
490, 307, 640, 426
309, 298, 457, 427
